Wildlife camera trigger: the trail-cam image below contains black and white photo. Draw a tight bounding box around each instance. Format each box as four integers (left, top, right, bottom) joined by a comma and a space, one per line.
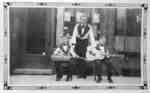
1, 2, 149, 90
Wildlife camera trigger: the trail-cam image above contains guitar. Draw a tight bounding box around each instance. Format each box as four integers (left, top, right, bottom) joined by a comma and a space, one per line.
85, 46, 124, 61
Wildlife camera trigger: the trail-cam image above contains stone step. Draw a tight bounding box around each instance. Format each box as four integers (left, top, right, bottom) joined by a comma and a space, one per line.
13, 68, 54, 75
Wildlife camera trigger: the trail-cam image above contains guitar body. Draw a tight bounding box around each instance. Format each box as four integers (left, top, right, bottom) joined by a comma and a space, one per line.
86, 46, 124, 61
86, 46, 105, 61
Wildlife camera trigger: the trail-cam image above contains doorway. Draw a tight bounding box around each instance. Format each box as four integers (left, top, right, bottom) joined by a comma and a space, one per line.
10, 8, 57, 74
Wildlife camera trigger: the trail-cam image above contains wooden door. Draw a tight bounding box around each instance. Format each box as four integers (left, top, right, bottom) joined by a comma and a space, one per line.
10, 8, 57, 74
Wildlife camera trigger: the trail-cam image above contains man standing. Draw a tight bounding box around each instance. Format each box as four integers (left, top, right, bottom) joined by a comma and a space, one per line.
70, 14, 95, 78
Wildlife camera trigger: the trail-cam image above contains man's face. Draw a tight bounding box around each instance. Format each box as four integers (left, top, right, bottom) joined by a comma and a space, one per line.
80, 16, 88, 24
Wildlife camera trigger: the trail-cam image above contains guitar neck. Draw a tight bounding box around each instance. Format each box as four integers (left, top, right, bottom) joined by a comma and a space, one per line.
77, 56, 86, 60
76, 54, 124, 60
108, 54, 124, 58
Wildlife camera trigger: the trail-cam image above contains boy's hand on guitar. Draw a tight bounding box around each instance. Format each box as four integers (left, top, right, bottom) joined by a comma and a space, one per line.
71, 52, 79, 58
74, 54, 79, 58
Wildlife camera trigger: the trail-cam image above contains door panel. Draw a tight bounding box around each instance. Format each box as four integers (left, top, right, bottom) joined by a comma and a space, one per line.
10, 8, 57, 74
10, 8, 28, 73
26, 8, 47, 54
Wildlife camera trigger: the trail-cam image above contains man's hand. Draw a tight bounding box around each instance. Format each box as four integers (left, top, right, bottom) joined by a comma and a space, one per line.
72, 53, 79, 58
69, 44, 79, 58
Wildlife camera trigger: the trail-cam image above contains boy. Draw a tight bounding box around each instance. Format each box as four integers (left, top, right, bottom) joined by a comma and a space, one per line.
86, 41, 113, 83
53, 39, 74, 81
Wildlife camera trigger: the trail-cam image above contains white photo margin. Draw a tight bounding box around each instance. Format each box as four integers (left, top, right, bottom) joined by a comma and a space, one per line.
0, 1, 149, 91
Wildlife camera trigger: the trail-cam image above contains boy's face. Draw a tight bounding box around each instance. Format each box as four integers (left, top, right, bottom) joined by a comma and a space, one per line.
63, 40, 69, 51
63, 39, 69, 45
64, 41, 68, 45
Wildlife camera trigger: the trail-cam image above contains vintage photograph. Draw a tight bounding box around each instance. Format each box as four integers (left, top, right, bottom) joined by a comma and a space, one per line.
3, 3, 146, 89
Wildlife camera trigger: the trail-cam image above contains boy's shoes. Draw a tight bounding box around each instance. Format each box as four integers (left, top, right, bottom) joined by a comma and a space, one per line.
77, 75, 87, 79
56, 76, 63, 81
96, 76, 102, 83
77, 75, 82, 78
108, 78, 113, 83
56, 78, 61, 81
77, 75, 84, 78
66, 76, 72, 81
83, 75, 87, 79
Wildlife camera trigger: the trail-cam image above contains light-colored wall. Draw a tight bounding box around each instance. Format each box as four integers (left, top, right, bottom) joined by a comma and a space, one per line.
147, 0, 150, 90
0, 1, 4, 91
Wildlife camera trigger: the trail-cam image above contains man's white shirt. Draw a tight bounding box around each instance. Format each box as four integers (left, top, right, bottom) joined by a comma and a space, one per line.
70, 24, 96, 45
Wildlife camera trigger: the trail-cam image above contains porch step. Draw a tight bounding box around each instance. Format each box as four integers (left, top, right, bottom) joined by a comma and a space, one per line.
13, 68, 54, 75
